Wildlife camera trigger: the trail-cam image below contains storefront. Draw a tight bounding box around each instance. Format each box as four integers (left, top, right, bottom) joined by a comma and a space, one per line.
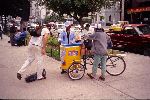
127, 6, 150, 24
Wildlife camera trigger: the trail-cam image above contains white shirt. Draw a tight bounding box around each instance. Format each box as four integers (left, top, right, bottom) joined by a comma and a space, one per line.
29, 27, 50, 47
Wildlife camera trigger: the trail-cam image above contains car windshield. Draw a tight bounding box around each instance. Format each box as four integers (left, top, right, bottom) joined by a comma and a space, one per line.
137, 25, 150, 34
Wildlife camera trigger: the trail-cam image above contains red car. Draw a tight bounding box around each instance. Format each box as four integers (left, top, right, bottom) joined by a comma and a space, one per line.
107, 24, 150, 55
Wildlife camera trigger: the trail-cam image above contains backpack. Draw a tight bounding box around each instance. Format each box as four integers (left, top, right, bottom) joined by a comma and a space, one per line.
107, 40, 113, 49
84, 39, 92, 50
29, 26, 42, 37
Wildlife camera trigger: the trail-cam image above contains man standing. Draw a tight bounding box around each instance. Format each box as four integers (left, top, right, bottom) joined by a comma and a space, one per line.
86, 24, 112, 81
17, 24, 50, 81
9, 24, 17, 46
0, 27, 3, 39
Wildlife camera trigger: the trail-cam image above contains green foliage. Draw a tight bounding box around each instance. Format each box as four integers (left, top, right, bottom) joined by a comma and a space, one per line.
47, 36, 59, 47
43, 0, 119, 26
0, 0, 30, 20
45, 12, 65, 22
46, 37, 60, 60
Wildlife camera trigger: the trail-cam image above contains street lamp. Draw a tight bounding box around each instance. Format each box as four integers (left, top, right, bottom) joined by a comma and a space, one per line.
39, 7, 45, 25
120, 0, 125, 21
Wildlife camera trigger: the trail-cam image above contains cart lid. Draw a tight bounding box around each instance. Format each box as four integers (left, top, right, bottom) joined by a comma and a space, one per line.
62, 43, 82, 46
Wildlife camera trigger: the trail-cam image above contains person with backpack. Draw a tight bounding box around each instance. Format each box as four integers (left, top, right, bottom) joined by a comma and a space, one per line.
17, 23, 50, 81
86, 24, 112, 81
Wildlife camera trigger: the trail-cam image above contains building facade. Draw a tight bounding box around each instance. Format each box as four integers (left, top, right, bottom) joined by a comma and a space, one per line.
124, 0, 150, 24
93, 0, 124, 26
29, 0, 46, 24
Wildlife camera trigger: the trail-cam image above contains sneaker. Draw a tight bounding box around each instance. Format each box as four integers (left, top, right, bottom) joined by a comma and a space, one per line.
42, 69, 46, 79
99, 76, 105, 81
17, 73, 22, 80
87, 73, 94, 79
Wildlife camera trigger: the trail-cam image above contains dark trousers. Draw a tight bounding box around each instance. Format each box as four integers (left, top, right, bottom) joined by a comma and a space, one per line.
0, 33, 2, 39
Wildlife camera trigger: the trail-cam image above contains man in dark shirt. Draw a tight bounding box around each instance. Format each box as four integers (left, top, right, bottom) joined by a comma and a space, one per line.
9, 24, 17, 46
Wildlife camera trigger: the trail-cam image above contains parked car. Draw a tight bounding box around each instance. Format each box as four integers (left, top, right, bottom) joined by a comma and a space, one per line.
109, 21, 129, 32
107, 24, 150, 55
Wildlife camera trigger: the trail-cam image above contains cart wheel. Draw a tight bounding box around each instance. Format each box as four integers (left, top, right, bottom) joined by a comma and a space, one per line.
68, 62, 85, 80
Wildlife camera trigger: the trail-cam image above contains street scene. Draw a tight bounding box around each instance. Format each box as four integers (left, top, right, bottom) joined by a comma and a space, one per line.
0, 32, 150, 99
0, 0, 150, 99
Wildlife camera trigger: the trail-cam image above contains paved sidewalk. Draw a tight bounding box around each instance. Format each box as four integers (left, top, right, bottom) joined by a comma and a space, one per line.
0, 35, 150, 99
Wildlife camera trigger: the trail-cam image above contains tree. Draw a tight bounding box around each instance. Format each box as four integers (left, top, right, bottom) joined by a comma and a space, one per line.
43, 0, 119, 27
0, 0, 30, 21
0, 0, 30, 32
45, 12, 65, 22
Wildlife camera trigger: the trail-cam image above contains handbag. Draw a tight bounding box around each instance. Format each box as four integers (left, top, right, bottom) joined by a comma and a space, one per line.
107, 40, 113, 49
84, 39, 92, 49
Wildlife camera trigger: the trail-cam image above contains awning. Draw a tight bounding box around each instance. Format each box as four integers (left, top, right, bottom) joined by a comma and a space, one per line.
128, 6, 150, 13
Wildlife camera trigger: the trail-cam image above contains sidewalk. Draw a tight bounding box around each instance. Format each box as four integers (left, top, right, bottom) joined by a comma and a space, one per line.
0, 35, 150, 99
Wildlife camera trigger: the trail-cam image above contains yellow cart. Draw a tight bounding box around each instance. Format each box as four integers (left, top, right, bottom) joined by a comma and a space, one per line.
60, 43, 85, 80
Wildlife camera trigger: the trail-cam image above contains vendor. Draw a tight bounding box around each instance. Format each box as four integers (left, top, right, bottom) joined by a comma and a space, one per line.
58, 24, 76, 45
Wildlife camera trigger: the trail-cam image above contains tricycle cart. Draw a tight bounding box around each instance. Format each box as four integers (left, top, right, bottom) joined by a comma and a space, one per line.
60, 43, 126, 80
60, 43, 86, 80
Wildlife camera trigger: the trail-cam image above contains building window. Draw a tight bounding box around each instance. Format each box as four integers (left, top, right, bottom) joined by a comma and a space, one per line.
109, 15, 111, 21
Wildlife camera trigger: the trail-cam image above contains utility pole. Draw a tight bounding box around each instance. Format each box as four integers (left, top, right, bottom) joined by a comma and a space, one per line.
121, 0, 125, 21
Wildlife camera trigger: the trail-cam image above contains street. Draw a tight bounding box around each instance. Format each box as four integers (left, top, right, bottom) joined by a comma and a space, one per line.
0, 35, 150, 99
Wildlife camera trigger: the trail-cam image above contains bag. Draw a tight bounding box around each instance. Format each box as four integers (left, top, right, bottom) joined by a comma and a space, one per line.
29, 26, 42, 37
107, 40, 113, 49
84, 39, 92, 50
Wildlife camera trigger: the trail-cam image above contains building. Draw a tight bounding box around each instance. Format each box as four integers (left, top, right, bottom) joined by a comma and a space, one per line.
124, 0, 150, 24
29, 0, 46, 24
93, 0, 124, 26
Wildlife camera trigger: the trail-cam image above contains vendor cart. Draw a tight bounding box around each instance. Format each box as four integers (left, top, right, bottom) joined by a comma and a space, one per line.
60, 43, 85, 80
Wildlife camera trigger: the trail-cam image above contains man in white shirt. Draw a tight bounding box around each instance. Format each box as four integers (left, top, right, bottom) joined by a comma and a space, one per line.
17, 24, 50, 81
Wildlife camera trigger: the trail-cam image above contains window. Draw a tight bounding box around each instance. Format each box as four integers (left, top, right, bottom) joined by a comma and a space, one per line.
109, 15, 111, 21
137, 25, 150, 34
124, 27, 137, 35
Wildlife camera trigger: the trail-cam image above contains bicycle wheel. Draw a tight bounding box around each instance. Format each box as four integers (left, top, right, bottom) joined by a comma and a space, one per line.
68, 62, 85, 80
106, 56, 126, 76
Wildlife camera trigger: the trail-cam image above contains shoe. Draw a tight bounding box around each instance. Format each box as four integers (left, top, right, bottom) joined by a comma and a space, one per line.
37, 77, 46, 80
87, 73, 94, 79
17, 73, 22, 80
61, 70, 67, 74
42, 69, 46, 79
99, 76, 105, 81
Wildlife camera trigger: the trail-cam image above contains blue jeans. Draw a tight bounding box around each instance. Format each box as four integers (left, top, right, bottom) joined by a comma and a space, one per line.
92, 54, 107, 78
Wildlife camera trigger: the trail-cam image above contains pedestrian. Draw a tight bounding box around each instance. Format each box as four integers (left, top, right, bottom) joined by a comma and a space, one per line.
9, 24, 17, 46
0, 27, 3, 39
17, 23, 50, 81
86, 24, 112, 81
14, 28, 27, 46
82, 23, 93, 55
